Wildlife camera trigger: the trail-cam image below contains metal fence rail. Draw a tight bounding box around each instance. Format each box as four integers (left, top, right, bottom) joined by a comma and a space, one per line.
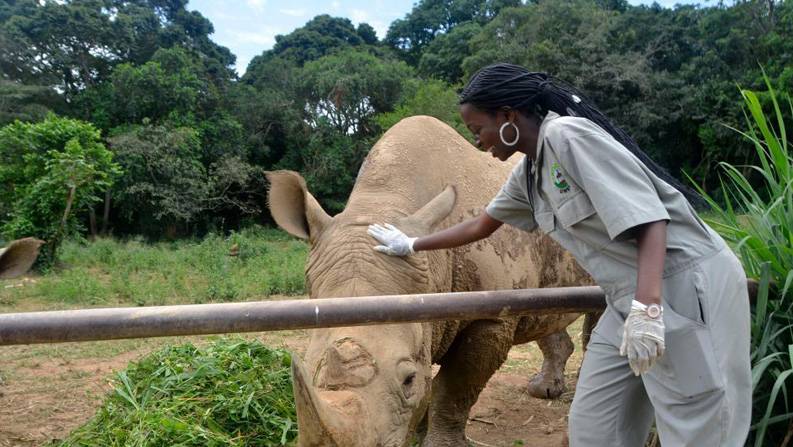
0, 286, 607, 346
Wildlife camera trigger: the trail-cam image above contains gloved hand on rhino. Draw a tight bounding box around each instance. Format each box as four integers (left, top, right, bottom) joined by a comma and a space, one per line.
368, 222, 668, 376
367, 223, 417, 256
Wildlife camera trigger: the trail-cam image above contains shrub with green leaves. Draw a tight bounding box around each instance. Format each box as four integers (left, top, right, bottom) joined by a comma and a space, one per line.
375, 78, 468, 139
0, 114, 120, 265
56, 338, 297, 447
691, 73, 793, 445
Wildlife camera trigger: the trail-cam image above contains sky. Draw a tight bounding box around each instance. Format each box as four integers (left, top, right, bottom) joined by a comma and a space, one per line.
189, 0, 701, 76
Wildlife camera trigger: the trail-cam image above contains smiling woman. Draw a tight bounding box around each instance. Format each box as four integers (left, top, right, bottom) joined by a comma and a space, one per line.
369, 62, 752, 447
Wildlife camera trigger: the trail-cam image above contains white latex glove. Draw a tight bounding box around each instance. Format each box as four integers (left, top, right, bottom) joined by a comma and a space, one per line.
367, 223, 417, 256
619, 300, 666, 376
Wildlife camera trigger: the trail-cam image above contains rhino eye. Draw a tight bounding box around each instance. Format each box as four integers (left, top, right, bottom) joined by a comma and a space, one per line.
402, 373, 416, 388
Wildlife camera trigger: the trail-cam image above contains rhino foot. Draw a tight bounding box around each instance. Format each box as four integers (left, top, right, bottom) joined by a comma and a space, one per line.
527, 331, 575, 399
527, 371, 566, 399
419, 432, 468, 447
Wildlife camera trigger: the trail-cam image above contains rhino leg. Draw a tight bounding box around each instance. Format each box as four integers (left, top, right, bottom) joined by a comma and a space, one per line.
527, 331, 574, 399
421, 319, 516, 447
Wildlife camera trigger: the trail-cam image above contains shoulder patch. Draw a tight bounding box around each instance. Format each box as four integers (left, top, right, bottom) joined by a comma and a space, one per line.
550, 162, 571, 193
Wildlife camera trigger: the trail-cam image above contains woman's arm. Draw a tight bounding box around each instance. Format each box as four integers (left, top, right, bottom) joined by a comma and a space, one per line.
634, 219, 668, 306
413, 212, 503, 252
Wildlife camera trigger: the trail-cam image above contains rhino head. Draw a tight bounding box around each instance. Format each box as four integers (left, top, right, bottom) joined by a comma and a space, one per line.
266, 170, 456, 446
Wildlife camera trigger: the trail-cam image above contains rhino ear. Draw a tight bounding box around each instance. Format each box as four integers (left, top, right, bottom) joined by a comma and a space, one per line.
265, 170, 332, 240
406, 185, 456, 232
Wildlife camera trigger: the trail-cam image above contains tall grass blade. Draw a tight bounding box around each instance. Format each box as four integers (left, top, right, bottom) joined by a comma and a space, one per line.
697, 77, 793, 445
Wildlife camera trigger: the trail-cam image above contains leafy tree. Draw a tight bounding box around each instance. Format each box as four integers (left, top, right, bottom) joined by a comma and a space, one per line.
356, 23, 379, 45
0, 0, 235, 99
108, 122, 263, 237
270, 15, 367, 66
418, 22, 481, 83
108, 123, 209, 237
0, 79, 58, 125
375, 78, 468, 138
229, 82, 305, 168
299, 49, 414, 135
77, 47, 209, 131
293, 124, 370, 212
463, 1, 700, 175
385, 0, 520, 65
0, 115, 120, 264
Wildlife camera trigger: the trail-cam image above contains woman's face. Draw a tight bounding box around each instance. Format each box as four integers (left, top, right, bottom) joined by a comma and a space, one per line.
459, 103, 519, 162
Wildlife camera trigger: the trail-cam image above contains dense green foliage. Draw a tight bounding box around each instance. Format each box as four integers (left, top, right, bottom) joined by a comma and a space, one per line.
56, 338, 297, 446
692, 78, 793, 445
0, 115, 120, 264
2, 0, 791, 241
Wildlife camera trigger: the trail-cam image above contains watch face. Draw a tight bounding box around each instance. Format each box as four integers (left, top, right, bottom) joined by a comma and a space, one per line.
647, 304, 662, 319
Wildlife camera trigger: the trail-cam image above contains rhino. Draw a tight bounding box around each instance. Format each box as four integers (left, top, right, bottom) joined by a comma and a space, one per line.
0, 238, 45, 279
266, 116, 590, 447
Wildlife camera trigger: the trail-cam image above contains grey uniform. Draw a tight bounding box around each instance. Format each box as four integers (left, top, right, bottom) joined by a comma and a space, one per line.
487, 112, 751, 446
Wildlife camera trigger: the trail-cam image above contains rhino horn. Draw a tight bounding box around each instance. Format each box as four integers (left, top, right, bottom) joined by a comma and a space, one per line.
406, 185, 456, 231
292, 355, 346, 447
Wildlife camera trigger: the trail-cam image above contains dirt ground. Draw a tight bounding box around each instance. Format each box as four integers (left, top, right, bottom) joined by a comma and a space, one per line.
0, 319, 585, 447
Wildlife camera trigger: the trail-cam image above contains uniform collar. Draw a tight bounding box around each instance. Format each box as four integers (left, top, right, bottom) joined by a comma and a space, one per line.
534, 110, 562, 162
531, 111, 562, 190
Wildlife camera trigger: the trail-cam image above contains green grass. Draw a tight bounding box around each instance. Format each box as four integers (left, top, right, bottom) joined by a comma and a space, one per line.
0, 226, 307, 311
691, 72, 793, 446
53, 337, 298, 447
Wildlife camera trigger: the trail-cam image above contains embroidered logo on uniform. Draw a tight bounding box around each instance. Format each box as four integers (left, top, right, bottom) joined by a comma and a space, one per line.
551, 162, 571, 193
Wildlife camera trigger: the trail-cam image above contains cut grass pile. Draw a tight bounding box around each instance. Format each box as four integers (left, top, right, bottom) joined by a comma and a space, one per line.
54, 337, 297, 447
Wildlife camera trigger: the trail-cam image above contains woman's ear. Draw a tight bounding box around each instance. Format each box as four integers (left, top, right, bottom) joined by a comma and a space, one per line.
500, 107, 517, 124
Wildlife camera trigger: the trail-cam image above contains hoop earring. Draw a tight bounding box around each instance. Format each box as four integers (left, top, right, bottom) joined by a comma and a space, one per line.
499, 122, 519, 147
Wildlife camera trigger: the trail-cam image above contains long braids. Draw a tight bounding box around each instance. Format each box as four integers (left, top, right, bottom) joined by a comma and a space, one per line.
459, 63, 704, 207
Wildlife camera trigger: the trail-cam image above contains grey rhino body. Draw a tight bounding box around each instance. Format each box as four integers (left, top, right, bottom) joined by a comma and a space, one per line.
266, 116, 589, 446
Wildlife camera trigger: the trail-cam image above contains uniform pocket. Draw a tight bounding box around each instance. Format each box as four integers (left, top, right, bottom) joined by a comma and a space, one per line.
649, 300, 723, 398
664, 265, 708, 328
555, 191, 596, 229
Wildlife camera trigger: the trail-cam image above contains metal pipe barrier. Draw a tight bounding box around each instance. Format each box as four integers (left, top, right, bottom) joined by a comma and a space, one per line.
0, 286, 607, 346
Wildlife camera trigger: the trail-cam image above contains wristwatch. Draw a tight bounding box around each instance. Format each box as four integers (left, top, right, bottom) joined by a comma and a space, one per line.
646, 303, 662, 319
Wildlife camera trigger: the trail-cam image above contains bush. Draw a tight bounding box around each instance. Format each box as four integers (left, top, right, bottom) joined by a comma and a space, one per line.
692, 73, 793, 445
55, 338, 297, 446
375, 78, 468, 139
0, 115, 120, 265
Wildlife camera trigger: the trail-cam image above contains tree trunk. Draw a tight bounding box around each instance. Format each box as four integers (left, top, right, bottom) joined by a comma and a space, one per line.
51, 185, 77, 260
101, 189, 111, 236
88, 207, 97, 241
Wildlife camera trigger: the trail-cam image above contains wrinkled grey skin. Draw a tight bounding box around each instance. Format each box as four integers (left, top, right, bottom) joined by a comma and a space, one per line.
266, 116, 590, 447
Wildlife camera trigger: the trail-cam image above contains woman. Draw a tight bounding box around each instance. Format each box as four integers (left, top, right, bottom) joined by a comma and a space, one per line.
368, 63, 750, 446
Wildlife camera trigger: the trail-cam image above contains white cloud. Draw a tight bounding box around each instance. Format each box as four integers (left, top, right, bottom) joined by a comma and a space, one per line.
246, 0, 266, 12
350, 8, 369, 23
368, 20, 388, 38
331, 1, 341, 10
232, 30, 277, 46
279, 8, 306, 17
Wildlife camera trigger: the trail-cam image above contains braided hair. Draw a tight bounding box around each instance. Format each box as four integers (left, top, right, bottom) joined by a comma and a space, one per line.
459, 63, 704, 207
